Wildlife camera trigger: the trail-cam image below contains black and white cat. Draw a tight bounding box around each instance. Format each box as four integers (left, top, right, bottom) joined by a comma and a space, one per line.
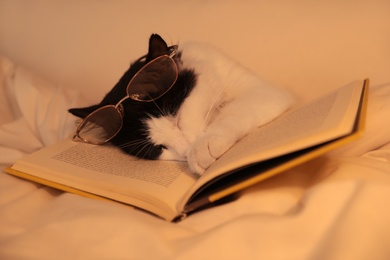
69, 34, 294, 175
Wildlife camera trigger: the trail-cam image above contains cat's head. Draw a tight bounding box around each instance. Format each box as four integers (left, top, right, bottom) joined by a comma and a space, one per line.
69, 34, 197, 159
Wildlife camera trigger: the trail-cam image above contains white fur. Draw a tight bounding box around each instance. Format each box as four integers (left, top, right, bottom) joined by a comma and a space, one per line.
147, 42, 294, 174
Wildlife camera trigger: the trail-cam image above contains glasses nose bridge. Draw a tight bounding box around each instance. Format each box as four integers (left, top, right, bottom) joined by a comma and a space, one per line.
115, 95, 131, 110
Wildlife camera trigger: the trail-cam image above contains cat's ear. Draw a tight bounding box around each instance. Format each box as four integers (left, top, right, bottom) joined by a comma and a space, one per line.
147, 34, 170, 59
68, 104, 101, 119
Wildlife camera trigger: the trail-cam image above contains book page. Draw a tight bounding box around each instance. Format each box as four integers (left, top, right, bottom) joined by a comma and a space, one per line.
12, 139, 197, 220
180, 80, 364, 205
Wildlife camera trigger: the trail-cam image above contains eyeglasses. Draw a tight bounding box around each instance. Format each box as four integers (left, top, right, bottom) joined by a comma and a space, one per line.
72, 46, 179, 145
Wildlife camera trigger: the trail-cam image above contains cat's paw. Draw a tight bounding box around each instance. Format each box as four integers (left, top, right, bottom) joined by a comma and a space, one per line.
187, 133, 236, 175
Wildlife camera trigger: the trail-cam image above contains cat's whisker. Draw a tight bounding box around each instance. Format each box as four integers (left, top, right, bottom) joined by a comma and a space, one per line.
122, 141, 148, 151
116, 139, 149, 154
201, 86, 226, 131
115, 139, 145, 148
134, 142, 152, 159
143, 143, 156, 159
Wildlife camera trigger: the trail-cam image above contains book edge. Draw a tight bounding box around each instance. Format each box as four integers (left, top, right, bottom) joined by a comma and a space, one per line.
5, 166, 115, 203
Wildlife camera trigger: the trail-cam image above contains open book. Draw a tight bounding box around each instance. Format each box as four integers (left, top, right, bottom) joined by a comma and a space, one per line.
6, 79, 369, 221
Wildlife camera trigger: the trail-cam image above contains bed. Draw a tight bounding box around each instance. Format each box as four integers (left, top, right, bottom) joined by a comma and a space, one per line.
1, 1, 390, 259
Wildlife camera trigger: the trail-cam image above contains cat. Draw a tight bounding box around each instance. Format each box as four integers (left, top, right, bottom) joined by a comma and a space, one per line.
69, 34, 294, 175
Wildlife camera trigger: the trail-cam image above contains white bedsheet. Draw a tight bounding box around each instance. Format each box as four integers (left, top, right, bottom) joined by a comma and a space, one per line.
1, 53, 390, 259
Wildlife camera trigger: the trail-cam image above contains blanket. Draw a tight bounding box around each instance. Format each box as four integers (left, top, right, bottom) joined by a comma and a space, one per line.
1, 54, 390, 259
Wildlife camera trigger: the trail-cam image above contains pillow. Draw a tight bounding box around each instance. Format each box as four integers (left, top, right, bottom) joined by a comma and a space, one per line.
0, 55, 81, 165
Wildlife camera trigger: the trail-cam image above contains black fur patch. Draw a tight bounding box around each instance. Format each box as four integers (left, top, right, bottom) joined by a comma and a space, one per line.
69, 34, 197, 159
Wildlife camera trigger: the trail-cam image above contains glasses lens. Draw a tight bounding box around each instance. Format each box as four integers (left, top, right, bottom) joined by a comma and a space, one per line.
77, 106, 122, 144
127, 55, 178, 101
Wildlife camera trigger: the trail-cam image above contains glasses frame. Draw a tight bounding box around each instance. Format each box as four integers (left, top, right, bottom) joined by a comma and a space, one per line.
73, 46, 179, 145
